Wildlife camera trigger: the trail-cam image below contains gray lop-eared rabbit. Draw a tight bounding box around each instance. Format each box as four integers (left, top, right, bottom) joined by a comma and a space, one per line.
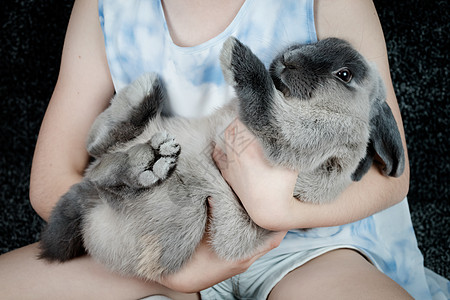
39, 37, 404, 280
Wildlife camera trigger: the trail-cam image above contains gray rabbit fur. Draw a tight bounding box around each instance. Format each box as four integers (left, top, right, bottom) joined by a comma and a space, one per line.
39, 37, 405, 281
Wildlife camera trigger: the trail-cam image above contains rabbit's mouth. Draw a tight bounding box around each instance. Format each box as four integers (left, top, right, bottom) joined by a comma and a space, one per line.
269, 62, 292, 98
270, 64, 316, 101
269, 53, 320, 101
270, 73, 291, 98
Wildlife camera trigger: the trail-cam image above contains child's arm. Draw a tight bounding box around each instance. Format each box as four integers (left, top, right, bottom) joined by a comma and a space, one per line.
29, 0, 115, 221
213, 0, 410, 231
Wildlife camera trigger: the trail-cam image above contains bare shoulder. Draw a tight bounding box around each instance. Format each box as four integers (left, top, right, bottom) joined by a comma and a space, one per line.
57, 0, 113, 96
314, 0, 386, 61
314, 0, 394, 105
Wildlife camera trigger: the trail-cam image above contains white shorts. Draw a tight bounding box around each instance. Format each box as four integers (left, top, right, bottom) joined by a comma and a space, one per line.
200, 245, 366, 300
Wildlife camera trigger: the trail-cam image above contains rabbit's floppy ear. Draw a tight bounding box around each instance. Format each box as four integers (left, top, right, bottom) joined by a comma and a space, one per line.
352, 73, 405, 181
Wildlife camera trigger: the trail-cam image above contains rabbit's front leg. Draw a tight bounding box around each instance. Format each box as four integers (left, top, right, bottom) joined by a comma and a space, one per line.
220, 37, 278, 135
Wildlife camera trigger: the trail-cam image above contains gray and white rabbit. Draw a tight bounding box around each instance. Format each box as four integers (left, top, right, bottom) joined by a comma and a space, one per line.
39, 37, 404, 281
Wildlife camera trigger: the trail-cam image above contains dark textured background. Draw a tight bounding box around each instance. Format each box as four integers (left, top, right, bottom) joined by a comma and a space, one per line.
1, 0, 449, 280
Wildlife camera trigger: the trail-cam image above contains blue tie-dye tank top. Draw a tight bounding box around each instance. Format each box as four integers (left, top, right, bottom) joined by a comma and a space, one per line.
99, 0, 315, 118
99, 1, 448, 298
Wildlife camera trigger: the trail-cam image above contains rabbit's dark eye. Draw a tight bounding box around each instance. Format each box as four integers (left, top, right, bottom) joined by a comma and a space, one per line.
334, 68, 353, 83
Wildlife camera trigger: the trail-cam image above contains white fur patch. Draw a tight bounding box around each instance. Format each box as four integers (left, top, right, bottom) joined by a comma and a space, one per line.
83, 203, 140, 274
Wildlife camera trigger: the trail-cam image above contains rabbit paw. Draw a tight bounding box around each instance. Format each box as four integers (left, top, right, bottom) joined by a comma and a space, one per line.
220, 36, 262, 87
127, 133, 180, 187
220, 37, 240, 86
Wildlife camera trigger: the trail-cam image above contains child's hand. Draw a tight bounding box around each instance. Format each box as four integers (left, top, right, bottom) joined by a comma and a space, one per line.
212, 119, 299, 231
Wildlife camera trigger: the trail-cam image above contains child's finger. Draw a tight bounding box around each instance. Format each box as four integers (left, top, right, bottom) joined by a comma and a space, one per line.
212, 143, 228, 172
224, 118, 238, 158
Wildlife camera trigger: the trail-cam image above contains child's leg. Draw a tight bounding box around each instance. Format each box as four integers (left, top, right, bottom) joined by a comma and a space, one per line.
268, 249, 413, 299
0, 243, 199, 300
